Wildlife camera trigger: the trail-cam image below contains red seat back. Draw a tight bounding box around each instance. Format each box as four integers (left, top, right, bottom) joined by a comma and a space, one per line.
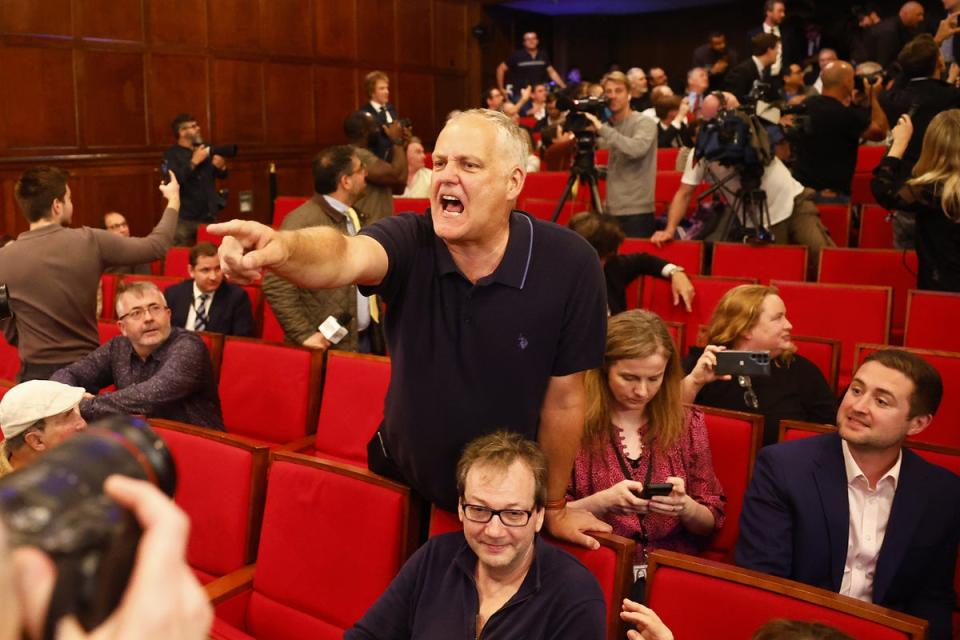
904, 290, 960, 352
649, 275, 755, 353
0, 338, 19, 382
100, 274, 119, 320
260, 300, 286, 343
595, 149, 610, 165
218, 338, 323, 443
246, 454, 417, 638
119, 274, 182, 294
771, 281, 891, 390
392, 198, 430, 215
711, 242, 807, 284
664, 321, 684, 351
654, 172, 683, 209
519, 198, 576, 227
818, 248, 917, 339
647, 550, 927, 640
197, 224, 223, 246
856, 145, 887, 174
657, 147, 680, 171
520, 171, 570, 201
164, 247, 191, 278
697, 406, 763, 560
858, 205, 894, 249
619, 239, 704, 310
313, 352, 391, 467
792, 335, 841, 393
855, 344, 960, 448
273, 196, 309, 229
152, 421, 268, 583
817, 204, 851, 247
97, 321, 122, 343
850, 173, 877, 206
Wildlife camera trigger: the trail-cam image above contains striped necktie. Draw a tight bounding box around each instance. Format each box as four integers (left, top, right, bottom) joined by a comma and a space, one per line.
194, 293, 210, 332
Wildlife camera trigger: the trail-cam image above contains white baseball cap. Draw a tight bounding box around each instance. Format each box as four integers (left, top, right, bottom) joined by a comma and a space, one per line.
0, 380, 85, 440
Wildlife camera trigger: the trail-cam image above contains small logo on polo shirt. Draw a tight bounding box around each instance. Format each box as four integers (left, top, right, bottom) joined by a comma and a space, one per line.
517, 334, 529, 350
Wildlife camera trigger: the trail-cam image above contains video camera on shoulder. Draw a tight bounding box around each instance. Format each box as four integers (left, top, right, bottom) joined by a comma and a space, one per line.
193, 138, 239, 159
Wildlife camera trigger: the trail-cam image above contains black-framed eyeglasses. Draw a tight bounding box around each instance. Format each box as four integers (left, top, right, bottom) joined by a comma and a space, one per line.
461, 503, 535, 527
738, 375, 759, 410
118, 303, 168, 322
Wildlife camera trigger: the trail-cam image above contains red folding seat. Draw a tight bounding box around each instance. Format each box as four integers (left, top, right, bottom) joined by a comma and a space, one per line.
817, 203, 851, 247
423, 152, 432, 169
646, 550, 927, 639
697, 406, 763, 561
282, 351, 390, 468
260, 300, 286, 343
119, 274, 182, 294
150, 420, 269, 585
818, 248, 917, 342
0, 338, 19, 383
618, 239, 704, 310
648, 275, 755, 353
272, 196, 308, 229
858, 204, 895, 248
855, 145, 887, 174
519, 197, 576, 226
771, 281, 891, 390
520, 171, 569, 201
207, 453, 419, 640
791, 335, 841, 393
664, 320, 684, 351
392, 198, 430, 215
850, 173, 878, 206
595, 149, 609, 165
654, 172, 684, 210
197, 331, 224, 382
239, 285, 263, 334
904, 290, 960, 352
164, 247, 191, 278
197, 224, 223, 246
711, 242, 807, 284
100, 274, 119, 320
657, 147, 680, 171
97, 321, 122, 343
855, 343, 960, 449
218, 338, 323, 444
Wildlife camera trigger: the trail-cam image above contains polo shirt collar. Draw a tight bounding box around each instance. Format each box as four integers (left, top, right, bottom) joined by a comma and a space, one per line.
434, 211, 534, 290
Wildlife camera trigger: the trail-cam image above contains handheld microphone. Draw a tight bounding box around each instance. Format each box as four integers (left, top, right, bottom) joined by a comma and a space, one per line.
318, 312, 353, 345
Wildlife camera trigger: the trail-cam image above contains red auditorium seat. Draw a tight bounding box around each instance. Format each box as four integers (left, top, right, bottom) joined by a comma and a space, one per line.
818, 248, 917, 342
150, 420, 269, 585
595, 149, 609, 165
648, 275, 755, 353
817, 203, 851, 247
850, 173, 877, 207
100, 274, 119, 320
855, 145, 887, 174
855, 343, 960, 449
646, 550, 927, 639
392, 198, 430, 215
206, 452, 419, 640
0, 338, 19, 382
792, 335, 841, 393
664, 320, 684, 351
239, 285, 263, 334
427, 508, 635, 640
97, 320, 122, 343
657, 147, 680, 171
164, 246, 191, 278
272, 196, 308, 229
711, 242, 807, 284
260, 300, 285, 343
771, 280, 891, 390
654, 172, 683, 210
197, 331, 224, 382
904, 290, 960, 352
858, 205, 895, 249
217, 338, 324, 444
119, 274, 182, 294
197, 224, 223, 246
519, 197, 576, 226
697, 406, 763, 561
520, 171, 570, 201
282, 351, 390, 468
619, 239, 704, 310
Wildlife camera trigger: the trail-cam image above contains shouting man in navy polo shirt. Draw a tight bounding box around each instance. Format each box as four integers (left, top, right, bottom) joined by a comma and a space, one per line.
210, 109, 610, 548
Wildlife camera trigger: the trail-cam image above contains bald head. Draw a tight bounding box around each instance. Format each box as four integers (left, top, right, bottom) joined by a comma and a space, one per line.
821, 61, 854, 90
900, 2, 924, 28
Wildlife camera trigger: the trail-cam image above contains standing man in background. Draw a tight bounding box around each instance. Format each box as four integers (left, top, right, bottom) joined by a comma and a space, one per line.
497, 32, 566, 110
360, 71, 399, 161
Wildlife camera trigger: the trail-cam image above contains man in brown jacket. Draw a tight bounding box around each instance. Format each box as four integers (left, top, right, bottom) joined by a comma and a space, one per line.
263, 146, 382, 353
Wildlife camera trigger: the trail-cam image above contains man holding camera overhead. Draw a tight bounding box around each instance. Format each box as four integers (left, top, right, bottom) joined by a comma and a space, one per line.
164, 113, 230, 246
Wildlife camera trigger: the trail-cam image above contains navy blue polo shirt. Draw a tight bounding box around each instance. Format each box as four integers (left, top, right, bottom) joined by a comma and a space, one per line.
359, 212, 607, 511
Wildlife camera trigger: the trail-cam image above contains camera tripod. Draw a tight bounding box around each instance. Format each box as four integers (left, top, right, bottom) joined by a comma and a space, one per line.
701, 165, 774, 244
551, 134, 605, 222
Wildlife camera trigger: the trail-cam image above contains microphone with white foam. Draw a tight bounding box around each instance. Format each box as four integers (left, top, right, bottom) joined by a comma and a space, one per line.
318, 312, 353, 345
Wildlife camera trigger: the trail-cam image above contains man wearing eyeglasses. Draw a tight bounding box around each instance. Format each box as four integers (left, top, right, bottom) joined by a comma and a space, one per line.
51, 281, 223, 430
102, 212, 153, 275
347, 431, 606, 639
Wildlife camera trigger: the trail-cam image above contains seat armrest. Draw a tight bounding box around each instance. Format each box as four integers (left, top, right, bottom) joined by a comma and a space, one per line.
205, 565, 255, 605
275, 435, 314, 453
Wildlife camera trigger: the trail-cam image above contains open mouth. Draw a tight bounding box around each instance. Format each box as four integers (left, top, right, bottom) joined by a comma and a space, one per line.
440, 195, 464, 215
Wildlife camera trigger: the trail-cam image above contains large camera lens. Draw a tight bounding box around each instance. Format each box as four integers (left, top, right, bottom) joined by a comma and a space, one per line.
0, 415, 176, 639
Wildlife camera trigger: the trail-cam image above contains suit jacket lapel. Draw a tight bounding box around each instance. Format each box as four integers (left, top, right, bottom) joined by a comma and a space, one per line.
873, 450, 927, 602
813, 434, 850, 591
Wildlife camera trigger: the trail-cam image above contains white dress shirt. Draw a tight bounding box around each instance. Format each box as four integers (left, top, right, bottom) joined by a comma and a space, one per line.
322, 195, 371, 331
369, 100, 393, 124
840, 440, 902, 603
186, 282, 216, 332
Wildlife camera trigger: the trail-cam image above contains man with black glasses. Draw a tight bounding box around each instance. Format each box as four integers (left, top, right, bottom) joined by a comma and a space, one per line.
52, 281, 223, 430
346, 431, 606, 639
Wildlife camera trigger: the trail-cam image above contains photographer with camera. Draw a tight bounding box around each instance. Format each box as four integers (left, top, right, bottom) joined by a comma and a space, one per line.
164, 113, 231, 246
582, 71, 658, 237
791, 61, 888, 199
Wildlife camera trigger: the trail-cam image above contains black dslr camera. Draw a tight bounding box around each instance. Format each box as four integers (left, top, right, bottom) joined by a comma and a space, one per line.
0, 415, 176, 639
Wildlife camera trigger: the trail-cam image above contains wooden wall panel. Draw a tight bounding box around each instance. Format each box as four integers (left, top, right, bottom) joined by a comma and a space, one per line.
434, 0, 467, 71
434, 74, 467, 139
146, 54, 209, 146
78, 0, 144, 42
79, 171, 158, 235
212, 58, 264, 144
79, 51, 147, 147
397, 72, 435, 142
0, 46, 78, 149
147, 0, 207, 47
274, 163, 314, 197
356, 0, 395, 65
207, 0, 259, 50
265, 62, 316, 146
215, 165, 270, 224
260, 0, 312, 56
0, 0, 72, 36
397, 0, 432, 68
314, 0, 356, 60
314, 65, 356, 145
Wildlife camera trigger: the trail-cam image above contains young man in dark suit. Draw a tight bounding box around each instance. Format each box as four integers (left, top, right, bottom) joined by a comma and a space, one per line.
736, 349, 960, 640
164, 242, 255, 337
725, 33, 780, 102
359, 71, 399, 161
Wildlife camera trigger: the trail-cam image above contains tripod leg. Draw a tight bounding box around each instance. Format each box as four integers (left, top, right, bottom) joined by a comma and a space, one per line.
586, 174, 604, 215
551, 173, 580, 223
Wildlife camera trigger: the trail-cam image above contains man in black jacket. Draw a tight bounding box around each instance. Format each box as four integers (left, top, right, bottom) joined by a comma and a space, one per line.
726, 33, 780, 102
866, 2, 925, 69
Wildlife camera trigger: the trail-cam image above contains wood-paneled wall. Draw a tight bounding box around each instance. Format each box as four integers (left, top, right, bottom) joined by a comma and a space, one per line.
0, 0, 482, 236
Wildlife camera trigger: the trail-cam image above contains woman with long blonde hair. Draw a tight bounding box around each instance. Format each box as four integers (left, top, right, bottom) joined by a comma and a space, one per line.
567, 310, 726, 599
872, 109, 960, 291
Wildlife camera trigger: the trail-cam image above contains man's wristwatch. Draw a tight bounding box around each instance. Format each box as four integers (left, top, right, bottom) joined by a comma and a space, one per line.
663, 264, 685, 278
